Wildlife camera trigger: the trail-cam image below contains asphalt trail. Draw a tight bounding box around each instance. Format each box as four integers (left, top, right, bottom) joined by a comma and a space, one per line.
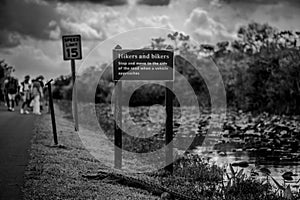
0, 105, 35, 200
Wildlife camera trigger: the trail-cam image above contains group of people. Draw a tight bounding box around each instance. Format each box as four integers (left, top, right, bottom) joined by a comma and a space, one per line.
3, 73, 45, 115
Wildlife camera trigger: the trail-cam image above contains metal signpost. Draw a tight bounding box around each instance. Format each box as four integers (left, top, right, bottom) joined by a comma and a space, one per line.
112, 45, 174, 173
62, 34, 82, 131
46, 79, 58, 145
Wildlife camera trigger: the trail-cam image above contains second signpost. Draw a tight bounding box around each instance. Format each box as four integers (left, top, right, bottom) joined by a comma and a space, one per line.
113, 45, 175, 173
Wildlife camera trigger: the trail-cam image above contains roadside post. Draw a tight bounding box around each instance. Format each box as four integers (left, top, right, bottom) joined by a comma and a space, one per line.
165, 45, 174, 174
113, 45, 123, 169
46, 79, 58, 145
62, 34, 82, 131
112, 45, 174, 172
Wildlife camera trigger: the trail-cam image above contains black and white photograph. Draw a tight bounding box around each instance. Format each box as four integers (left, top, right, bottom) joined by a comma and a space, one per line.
1, 0, 300, 199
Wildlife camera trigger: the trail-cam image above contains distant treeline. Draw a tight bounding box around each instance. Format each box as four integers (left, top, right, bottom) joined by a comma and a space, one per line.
52, 22, 300, 115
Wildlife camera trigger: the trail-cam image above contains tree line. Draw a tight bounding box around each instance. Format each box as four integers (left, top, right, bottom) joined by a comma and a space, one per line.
52, 22, 300, 115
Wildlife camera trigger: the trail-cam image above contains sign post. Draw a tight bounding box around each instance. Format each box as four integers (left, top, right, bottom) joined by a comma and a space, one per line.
165, 81, 173, 173
62, 34, 82, 131
46, 79, 58, 145
165, 46, 174, 174
71, 59, 79, 131
114, 45, 123, 169
112, 46, 174, 172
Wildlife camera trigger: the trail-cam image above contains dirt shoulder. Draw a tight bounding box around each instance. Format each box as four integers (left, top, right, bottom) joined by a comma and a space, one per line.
22, 110, 158, 200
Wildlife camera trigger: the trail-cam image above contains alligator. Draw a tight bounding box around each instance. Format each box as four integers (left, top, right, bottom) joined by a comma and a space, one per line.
82, 168, 200, 200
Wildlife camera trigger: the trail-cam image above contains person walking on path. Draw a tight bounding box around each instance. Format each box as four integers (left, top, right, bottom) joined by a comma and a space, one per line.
31, 78, 43, 115
4, 73, 18, 111
20, 75, 31, 114
36, 75, 45, 111
3, 83, 9, 107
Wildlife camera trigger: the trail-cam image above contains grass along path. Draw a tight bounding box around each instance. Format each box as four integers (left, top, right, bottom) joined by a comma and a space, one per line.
22, 109, 158, 200
29, 101, 300, 200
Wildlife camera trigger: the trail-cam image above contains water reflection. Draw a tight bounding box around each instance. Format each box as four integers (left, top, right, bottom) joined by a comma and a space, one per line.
194, 145, 300, 191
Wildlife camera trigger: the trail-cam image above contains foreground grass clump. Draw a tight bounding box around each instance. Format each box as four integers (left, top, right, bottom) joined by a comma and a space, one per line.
150, 154, 223, 199
145, 154, 298, 200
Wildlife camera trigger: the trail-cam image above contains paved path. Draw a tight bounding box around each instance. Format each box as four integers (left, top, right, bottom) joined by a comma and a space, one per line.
0, 105, 36, 200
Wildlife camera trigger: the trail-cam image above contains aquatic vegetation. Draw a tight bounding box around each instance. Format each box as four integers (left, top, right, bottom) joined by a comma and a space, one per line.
55, 101, 300, 199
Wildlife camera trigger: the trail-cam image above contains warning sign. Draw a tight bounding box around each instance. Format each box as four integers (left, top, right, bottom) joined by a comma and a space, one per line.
113, 49, 174, 81
62, 35, 82, 60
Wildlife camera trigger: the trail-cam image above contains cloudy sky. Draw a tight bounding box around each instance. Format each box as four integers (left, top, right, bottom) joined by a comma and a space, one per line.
1, 0, 300, 80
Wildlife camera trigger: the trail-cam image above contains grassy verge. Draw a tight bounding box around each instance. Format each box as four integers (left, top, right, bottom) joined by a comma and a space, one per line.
22, 112, 158, 200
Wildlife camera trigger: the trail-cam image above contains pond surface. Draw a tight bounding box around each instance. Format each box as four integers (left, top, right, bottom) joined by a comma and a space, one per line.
132, 105, 300, 190
194, 145, 300, 191
59, 101, 300, 189
189, 110, 300, 191
125, 105, 300, 189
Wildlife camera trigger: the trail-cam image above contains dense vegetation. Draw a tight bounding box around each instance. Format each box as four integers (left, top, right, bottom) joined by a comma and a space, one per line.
52, 22, 300, 115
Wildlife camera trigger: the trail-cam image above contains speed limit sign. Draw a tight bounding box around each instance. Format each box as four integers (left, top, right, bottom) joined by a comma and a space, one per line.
62, 35, 82, 60
62, 34, 82, 132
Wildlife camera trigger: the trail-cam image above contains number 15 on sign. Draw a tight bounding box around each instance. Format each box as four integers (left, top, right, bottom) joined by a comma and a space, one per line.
62, 35, 82, 60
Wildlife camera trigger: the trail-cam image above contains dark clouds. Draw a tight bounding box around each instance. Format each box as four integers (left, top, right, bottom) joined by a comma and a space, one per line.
213, 0, 300, 31
220, 0, 300, 5
218, 0, 300, 14
137, 0, 170, 6
0, 0, 60, 47
0, 0, 126, 48
220, 0, 300, 11
0, 0, 172, 48
49, 0, 127, 6
53, 0, 171, 6
0, 30, 21, 48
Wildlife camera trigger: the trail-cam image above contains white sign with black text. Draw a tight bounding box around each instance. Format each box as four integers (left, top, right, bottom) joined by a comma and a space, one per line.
62, 35, 82, 60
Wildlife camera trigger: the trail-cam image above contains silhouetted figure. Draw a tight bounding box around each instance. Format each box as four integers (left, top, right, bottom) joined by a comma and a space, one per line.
4, 74, 18, 111
36, 75, 45, 111
31, 78, 43, 115
20, 75, 31, 114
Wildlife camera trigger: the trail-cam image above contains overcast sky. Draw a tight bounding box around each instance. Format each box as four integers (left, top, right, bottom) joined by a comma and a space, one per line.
1, 0, 300, 80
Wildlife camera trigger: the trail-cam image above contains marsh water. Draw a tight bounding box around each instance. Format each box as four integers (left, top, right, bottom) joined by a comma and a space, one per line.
127, 105, 300, 189
153, 105, 300, 190
59, 102, 300, 190
194, 145, 300, 190
189, 111, 300, 191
